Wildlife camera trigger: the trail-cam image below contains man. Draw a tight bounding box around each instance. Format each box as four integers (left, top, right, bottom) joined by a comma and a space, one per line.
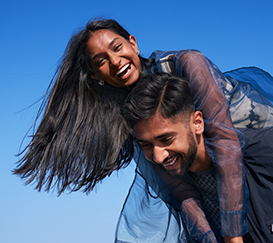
121, 73, 273, 243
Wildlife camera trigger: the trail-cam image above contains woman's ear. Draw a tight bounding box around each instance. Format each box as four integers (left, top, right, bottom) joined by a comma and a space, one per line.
129, 35, 139, 54
89, 67, 100, 80
90, 73, 100, 80
192, 111, 204, 134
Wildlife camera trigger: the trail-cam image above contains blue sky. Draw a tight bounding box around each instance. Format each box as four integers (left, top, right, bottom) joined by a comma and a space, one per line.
1, 1, 273, 242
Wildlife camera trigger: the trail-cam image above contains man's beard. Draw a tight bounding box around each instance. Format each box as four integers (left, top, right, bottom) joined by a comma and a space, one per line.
166, 130, 197, 178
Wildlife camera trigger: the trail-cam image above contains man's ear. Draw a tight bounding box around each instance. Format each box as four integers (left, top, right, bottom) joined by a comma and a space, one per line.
192, 111, 204, 134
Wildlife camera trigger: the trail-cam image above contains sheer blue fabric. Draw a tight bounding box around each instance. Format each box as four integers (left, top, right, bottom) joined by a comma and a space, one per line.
115, 50, 273, 242
224, 67, 273, 105
115, 155, 186, 243
224, 67, 273, 129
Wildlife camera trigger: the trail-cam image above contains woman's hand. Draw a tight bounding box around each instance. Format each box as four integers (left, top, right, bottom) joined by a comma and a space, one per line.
223, 236, 243, 243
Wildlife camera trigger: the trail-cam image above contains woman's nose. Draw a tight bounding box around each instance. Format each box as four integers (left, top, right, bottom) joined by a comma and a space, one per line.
109, 54, 121, 67
152, 146, 168, 164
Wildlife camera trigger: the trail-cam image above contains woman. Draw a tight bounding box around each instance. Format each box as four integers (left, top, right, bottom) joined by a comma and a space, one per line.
13, 19, 273, 242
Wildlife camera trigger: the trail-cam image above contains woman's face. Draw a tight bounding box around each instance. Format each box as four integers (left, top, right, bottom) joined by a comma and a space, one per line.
86, 29, 141, 87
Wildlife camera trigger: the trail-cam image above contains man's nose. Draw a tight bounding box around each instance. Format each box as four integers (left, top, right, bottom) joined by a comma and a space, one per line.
153, 146, 168, 164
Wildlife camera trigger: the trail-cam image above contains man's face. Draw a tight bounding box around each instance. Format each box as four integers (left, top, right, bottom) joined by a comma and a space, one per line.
133, 113, 198, 177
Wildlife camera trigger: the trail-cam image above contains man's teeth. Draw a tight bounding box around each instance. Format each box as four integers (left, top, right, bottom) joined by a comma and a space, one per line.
116, 64, 130, 76
164, 157, 177, 167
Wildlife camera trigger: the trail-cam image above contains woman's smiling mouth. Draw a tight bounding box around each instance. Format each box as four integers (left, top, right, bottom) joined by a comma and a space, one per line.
116, 64, 131, 79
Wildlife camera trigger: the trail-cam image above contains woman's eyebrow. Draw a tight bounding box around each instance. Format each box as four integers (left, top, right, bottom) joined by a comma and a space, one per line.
91, 38, 120, 61
108, 37, 119, 48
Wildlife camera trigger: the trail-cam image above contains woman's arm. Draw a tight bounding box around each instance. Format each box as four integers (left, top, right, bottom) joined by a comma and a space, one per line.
224, 236, 243, 243
174, 50, 248, 237
150, 162, 219, 242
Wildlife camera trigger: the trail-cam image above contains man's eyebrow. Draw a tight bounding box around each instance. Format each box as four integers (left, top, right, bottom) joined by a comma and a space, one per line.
155, 132, 176, 140
136, 132, 176, 142
91, 38, 120, 61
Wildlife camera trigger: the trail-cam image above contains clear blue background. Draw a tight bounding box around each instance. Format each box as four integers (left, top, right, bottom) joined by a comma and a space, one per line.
1, 1, 273, 242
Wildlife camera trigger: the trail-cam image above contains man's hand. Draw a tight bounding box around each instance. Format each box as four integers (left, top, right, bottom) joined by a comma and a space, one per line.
223, 236, 243, 243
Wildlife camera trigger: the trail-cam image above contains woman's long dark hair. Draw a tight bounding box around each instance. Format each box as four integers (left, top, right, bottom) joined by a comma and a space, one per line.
13, 19, 151, 194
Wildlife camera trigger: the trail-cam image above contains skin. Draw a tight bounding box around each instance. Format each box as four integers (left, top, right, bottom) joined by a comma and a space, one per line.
134, 111, 213, 175
86, 29, 141, 87
86, 29, 244, 242
134, 111, 243, 243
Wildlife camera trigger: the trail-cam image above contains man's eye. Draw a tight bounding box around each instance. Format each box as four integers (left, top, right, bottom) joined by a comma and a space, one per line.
138, 143, 149, 149
162, 137, 173, 143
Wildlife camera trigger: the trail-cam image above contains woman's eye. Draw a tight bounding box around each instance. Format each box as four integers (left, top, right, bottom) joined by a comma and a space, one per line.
114, 44, 122, 51
95, 58, 105, 67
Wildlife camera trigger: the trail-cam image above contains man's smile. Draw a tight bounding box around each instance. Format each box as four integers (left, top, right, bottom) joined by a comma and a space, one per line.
162, 156, 179, 170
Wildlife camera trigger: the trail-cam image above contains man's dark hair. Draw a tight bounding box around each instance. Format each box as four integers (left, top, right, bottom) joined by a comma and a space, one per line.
122, 72, 195, 128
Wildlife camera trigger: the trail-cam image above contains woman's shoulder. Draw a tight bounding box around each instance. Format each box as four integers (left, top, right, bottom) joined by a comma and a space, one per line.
148, 49, 201, 60
148, 49, 202, 73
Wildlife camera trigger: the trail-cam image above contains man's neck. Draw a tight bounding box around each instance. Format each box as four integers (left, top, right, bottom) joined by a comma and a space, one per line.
190, 136, 213, 172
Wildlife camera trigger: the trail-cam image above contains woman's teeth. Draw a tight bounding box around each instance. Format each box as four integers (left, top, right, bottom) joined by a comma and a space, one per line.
116, 64, 130, 77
